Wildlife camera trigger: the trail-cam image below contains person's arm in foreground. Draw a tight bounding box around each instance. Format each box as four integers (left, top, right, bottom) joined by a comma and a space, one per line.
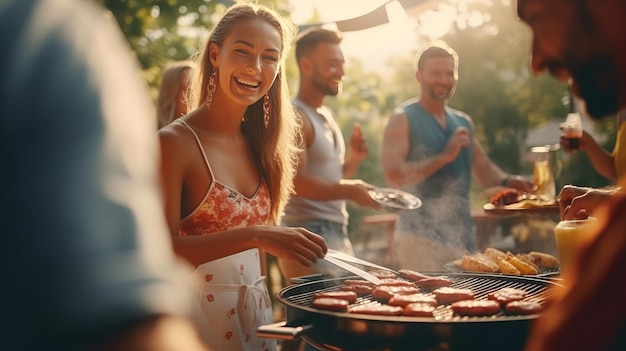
561, 130, 617, 181
524, 190, 626, 351
1, 0, 206, 350
557, 184, 621, 220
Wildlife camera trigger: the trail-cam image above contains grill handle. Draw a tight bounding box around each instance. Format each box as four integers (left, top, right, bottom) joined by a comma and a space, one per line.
257, 320, 313, 340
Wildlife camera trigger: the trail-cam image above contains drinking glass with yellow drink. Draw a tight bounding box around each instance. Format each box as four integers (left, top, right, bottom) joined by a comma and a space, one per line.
554, 217, 599, 278
531, 146, 556, 202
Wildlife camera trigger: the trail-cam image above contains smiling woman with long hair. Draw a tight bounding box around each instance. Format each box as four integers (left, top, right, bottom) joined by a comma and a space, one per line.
157, 3, 327, 350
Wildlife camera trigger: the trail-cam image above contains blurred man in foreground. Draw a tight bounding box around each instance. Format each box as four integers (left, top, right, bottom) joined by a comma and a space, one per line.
516, 0, 626, 350
0, 0, 207, 350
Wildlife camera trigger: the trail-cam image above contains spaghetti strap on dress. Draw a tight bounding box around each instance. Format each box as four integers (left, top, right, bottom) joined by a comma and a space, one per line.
175, 119, 276, 351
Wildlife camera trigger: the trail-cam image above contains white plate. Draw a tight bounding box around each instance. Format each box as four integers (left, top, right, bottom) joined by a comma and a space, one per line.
369, 187, 422, 211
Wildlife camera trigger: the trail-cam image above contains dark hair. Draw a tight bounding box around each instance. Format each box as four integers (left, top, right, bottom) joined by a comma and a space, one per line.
416, 43, 458, 72
295, 27, 343, 62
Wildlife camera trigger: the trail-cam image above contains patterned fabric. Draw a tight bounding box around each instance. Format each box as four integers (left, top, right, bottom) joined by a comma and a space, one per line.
179, 180, 271, 235
177, 120, 276, 351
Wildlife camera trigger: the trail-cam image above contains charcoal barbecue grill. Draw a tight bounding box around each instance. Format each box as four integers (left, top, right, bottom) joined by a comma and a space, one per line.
259, 273, 563, 351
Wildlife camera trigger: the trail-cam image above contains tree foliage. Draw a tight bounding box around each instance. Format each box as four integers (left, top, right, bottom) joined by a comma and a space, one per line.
98, 0, 290, 99
102, 0, 615, 236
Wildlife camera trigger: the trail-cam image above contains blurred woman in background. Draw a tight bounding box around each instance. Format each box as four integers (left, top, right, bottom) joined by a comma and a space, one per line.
156, 61, 194, 128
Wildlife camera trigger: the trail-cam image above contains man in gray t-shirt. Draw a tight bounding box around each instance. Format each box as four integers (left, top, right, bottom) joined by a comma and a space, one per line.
278, 27, 378, 284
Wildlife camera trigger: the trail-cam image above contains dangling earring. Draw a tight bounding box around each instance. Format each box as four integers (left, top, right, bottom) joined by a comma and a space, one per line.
206, 71, 217, 110
263, 93, 270, 128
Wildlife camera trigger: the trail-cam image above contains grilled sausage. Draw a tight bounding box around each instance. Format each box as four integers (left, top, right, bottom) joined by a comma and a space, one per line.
311, 298, 349, 311
403, 302, 436, 317
378, 278, 418, 287
527, 251, 560, 269
343, 279, 376, 288
339, 284, 373, 296
415, 276, 453, 289
451, 300, 501, 316
371, 285, 420, 302
398, 269, 432, 282
313, 291, 358, 304
368, 269, 397, 279
504, 300, 543, 315
433, 287, 475, 305
349, 304, 404, 316
388, 293, 437, 307
487, 287, 528, 305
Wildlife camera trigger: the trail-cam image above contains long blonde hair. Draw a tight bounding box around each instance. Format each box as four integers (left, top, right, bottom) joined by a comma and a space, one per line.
156, 61, 194, 128
188, 2, 299, 224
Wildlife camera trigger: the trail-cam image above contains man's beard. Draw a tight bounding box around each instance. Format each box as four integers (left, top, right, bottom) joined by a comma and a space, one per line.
565, 4, 619, 120
312, 76, 339, 96
428, 86, 452, 102
571, 59, 620, 120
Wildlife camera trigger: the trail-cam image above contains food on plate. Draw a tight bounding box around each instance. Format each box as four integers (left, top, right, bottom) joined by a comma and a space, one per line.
487, 288, 528, 305
377, 278, 417, 287
515, 252, 540, 270
459, 254, 499, 273
387, 293, 437, 307
311, 297, 349, 311
491, 255, 521, 276
398, 268, 432, 282
505, 252, 539, 275
403, 302, 436, 317
371, 285, 420, 302
487, 188, 559, 210
489, 188, 522, 206
415, 276, 453, 289
369, 188, 420, 210
452, 248, 558, 276
483, 247, 520, 275
451, 300, 501, 316
433, 287, 475, 305
504, 300, 543, 315
484, 247, 507, 261
368, 269, 397, 279
339, 284, 373, 296
349, 304, 404, 316
526, 251, 560, 269
313, 290, 358, 304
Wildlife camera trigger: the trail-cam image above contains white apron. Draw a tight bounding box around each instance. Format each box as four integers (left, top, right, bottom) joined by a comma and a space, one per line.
192, 249, 277, 351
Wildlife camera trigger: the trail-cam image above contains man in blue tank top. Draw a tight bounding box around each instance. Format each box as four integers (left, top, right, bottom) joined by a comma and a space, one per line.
382, 43, 532, 271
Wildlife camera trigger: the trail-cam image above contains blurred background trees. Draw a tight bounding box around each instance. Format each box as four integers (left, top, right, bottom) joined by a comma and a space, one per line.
97, 0, 290, 99
99, 0, 616, 236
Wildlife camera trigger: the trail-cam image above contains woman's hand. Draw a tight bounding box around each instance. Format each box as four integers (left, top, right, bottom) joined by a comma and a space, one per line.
254, 226, 328, 266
